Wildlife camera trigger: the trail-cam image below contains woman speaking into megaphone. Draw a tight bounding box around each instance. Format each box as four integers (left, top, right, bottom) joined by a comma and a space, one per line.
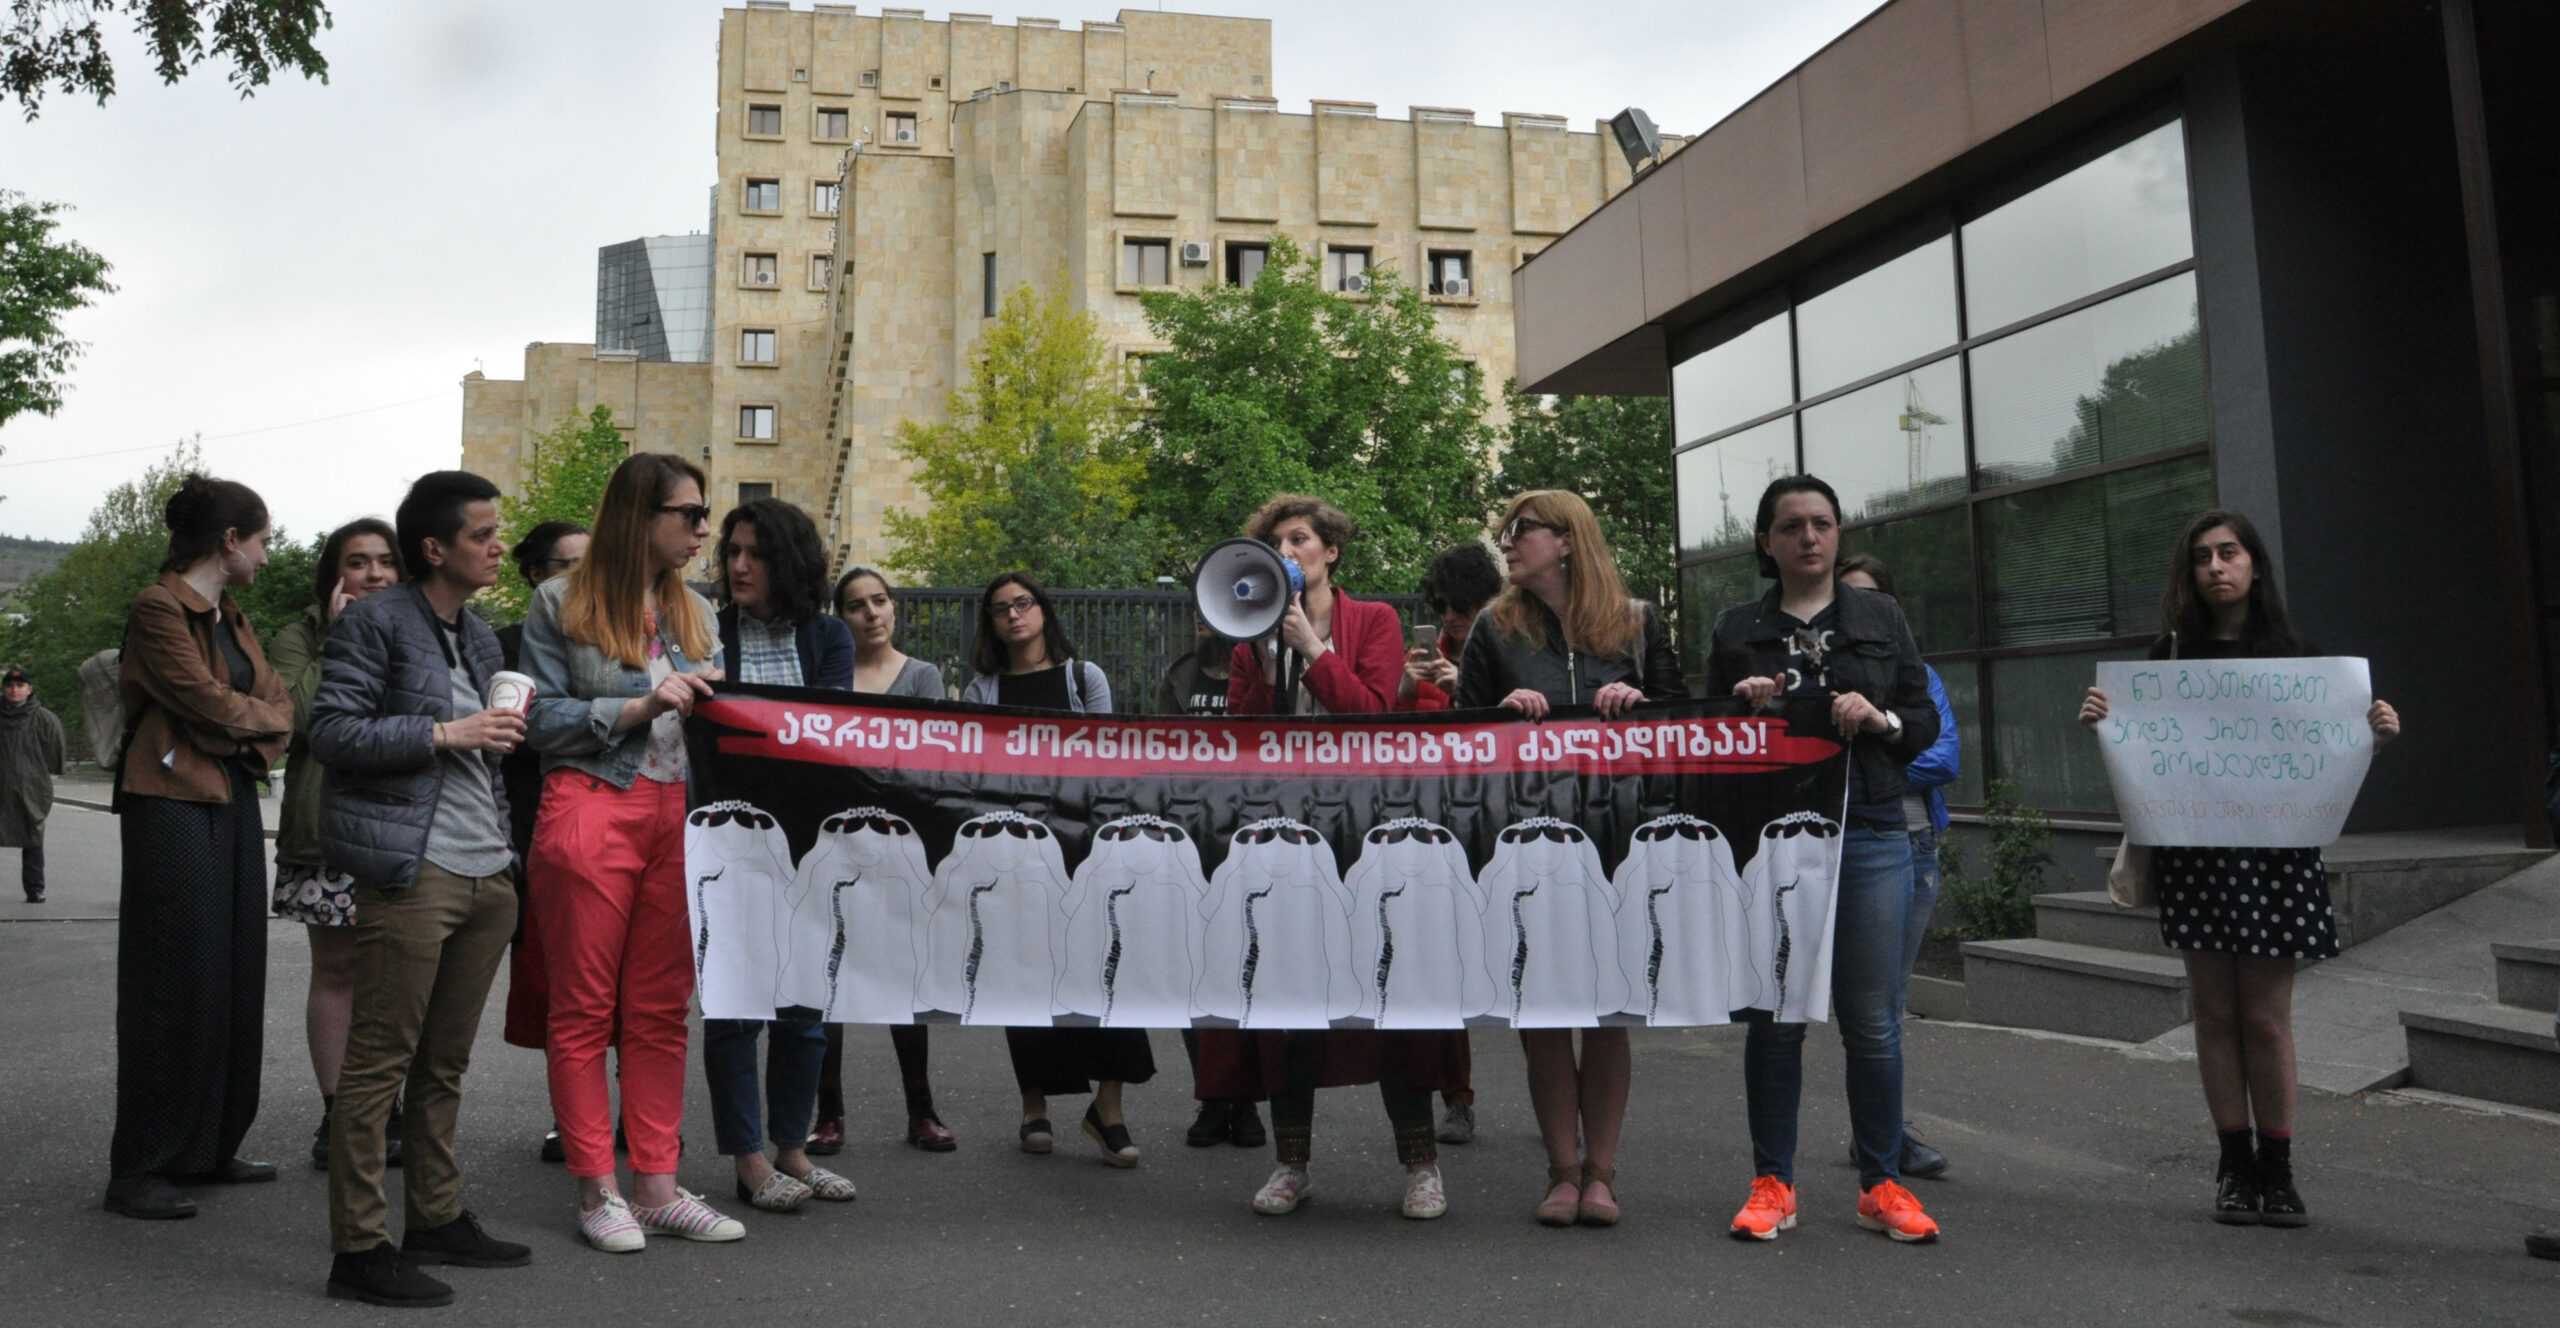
1223, 496, 1406, 717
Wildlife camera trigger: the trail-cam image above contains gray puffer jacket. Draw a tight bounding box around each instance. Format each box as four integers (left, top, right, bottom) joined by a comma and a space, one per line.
309, 584, 510, 889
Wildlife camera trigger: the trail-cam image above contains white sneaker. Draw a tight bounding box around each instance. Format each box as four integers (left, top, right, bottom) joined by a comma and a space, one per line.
630, 1189, 747, 1243
578, 1194, 645, 1254
1402, 1165, 1448, 1221
1251, 1165, 1312, 1215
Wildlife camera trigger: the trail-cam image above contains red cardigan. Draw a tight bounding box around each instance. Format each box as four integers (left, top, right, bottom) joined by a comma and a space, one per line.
1227, 589, 1406, 716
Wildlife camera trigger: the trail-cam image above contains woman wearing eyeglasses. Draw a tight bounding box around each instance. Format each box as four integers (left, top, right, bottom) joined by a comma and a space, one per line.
519, 454, 741, 1252
958, 572, 1152, 1166
1456, 490, 1682, 1229
806, 566, 956, 1157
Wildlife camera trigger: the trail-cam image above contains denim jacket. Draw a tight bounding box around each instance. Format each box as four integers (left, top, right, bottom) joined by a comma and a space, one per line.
518, 576, 723, 790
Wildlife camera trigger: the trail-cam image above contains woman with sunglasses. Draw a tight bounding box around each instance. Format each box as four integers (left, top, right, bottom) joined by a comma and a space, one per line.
1205, 495, 1458, 1222
1456, 490, 1682, 1229
806, 566, 956, 1157
958, 572, 1151, 1165
519, 454, 741, 1252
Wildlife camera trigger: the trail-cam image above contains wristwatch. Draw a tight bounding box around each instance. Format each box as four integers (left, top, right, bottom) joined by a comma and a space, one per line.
1881, 711, 1903, 740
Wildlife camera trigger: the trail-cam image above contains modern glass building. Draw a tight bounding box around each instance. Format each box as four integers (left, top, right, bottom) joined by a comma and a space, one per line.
1515, 0, 2554, 856
595, 234, 715, 363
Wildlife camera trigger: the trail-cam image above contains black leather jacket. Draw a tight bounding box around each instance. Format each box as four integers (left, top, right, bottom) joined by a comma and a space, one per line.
1454, 597, 1685, 710
1703, 584, 1938, 821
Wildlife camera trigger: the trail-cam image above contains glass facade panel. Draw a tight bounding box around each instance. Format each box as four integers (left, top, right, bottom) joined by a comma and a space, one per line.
1679, 555, 1763, 687
1981, 454, 2211, 647
1803, 355, 1966, 524
1933, 658, 1984, 807
1988, 649, 2121, 812
1796, 234, 1957, 397
1841, 505, 1975, 653
1671, 309, 1791, 444
1962, 119, 2192, 332
1970, 273, 2204, 486
1676, 417, 1795, 557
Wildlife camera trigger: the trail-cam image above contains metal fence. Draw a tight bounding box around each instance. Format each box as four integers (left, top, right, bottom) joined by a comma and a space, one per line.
893, 588, 1427, 711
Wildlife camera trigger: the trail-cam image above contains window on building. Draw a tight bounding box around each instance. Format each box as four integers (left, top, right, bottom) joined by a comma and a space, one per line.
738, 405, 776, 440
739, 329, 776, 364
812, 180, 841, 215
747, 103, 782, 136
815, 107, 850, 140
1427, 250, 1473, 296
738, 482, 775, 506
810, 253, 832, 290
1124, 353, 1157, 403
1119, 238, 1171, 287
742, 252, 778, 287
1961, 118, 2193, 334
1325, 246, 1371, 292
885, 111, 918, 145
1226, 242, 1268, 286
982, 252, 998, 316
744, 178, 781, 212
1794, 233, 1958, 397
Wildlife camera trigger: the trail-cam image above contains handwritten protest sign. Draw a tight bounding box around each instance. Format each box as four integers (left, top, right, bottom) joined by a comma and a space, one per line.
2093, 657, 2375, 848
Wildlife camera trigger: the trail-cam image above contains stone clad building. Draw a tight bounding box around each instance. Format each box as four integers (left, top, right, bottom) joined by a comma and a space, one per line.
463, 3, 1678, 567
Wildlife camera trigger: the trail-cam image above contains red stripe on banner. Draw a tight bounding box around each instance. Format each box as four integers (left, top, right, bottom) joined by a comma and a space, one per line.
698, 695, 1841, 780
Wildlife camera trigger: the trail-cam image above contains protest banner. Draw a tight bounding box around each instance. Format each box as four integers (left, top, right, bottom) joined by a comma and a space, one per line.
2093, 657, 2376, 848
682, 686, 1850, 1030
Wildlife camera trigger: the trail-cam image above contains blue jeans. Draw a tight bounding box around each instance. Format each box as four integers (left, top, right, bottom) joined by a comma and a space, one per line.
1742, 828, 1913, 1188
703, 1016, 829, 1156
1900, 823, 1941, 982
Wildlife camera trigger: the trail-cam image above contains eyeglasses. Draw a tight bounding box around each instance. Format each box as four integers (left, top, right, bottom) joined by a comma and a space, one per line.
658, 503, 712, 527
1499, 516, 1563, 545
539, 556, 582, 574
989, 595, 1040, 620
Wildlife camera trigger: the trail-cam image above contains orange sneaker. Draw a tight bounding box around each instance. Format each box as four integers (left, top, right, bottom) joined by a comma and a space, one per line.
1857, 1180, 1940, 1243
1728, 1176, 1798, 1241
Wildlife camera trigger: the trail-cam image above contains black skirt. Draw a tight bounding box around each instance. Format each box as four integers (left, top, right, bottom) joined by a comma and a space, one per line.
1005, 1027, 1156, 1098
2154, 846, 2340, 961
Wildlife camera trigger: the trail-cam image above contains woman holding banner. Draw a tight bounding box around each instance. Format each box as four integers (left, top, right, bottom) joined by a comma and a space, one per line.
1212, 494, 1460, 1222
1706, 476, 1942, 1246
2080, 510, 2399, 1230
520, 453, 741, 1252
1457, 490, 1681, 1229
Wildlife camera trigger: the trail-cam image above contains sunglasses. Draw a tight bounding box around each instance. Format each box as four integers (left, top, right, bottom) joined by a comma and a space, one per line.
1499, 516, 1563, 545
1099, 820, 1186, 844
1499, 822, 1585, 845
823, 810, 912, 836
1236, 821, 1320, 846
960, 817, 1051, 841
658, 503, 713, 526
1367, 821, 1455, 846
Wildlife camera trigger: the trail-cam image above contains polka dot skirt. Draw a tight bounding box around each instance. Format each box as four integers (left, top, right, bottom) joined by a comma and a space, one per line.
2153, 846, 2339, 960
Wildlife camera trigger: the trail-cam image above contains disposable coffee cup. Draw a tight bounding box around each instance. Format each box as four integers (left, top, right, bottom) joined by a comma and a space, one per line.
487, 671, 537, 715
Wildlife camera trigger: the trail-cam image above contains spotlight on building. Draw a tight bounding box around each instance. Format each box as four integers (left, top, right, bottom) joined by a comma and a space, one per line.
1609, 106, 1663, 174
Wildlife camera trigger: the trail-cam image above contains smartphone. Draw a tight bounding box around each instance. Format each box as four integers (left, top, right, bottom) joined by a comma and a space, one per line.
1408, 624, 1439, 653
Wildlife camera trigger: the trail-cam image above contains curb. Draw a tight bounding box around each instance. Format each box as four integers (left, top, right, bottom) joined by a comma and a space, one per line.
54, 795, 282, 840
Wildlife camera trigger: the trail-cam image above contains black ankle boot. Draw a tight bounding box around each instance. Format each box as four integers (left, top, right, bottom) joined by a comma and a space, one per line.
1186, 1100, 1235, 1148
2256, 1136, 2307, 1228
328, 1244, 454, 1307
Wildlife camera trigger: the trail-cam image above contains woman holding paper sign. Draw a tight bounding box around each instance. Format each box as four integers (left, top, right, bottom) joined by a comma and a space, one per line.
2080, 510, 2399, 1230
1458, 489, 1682, 1229
1706, 475, 1942, 1247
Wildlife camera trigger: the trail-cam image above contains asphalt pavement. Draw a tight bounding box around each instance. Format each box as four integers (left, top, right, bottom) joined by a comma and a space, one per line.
2, 803, 2554, 1326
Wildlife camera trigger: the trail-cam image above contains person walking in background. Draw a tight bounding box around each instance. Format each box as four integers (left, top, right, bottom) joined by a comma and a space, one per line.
1457, 491, 1682, 1228
813, 566, 955, 1156
265, 517, 406, 1171
0, 666, 66, 904
1396, 540, 1504, 1146
2080, 510, 2399, 1230
103, 475, 295, 1221
1835, 554, 1956, 1182
960, 572, 1152, 1166
308, 472, 534, 1307
520, 453, 741, 1252
493, 521, 590, 1164
705, 499, 858, 1212
1707, 476, 1941, 1246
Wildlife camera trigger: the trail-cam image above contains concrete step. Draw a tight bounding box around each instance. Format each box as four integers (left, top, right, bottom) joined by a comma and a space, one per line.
2491, 940, 2560, 1013
1960, 938, 2191, 1043
2398, 1004, 2560, 1112
2087, 830, 2546, 950
2031, 891, 2167, 954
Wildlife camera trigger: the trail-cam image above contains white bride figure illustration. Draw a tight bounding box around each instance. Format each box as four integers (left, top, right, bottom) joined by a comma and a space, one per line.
684, 800, 797, 1021
1058, 815, 1211, 1027
1744, 811, 1844, 1023
1196, 818, 1358, 1028
1608, 813, 1743, 1026
1343, 818, 1491, 1029
1477, 817, 1627, 1028
917, 811, 1076, 1026
781, 807, 935, 1023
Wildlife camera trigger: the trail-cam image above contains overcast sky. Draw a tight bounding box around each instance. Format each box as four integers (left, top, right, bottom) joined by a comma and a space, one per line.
0, 0, 1883, 544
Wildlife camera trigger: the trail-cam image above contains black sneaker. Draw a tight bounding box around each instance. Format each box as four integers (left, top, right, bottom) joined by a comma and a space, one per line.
2258, 1170, 2309, 1228
1186, 1101, 1236, 1148
102, 1176, 196, 1221
539, 1126, 564, 1164
1437, 1103, 1476, 1145
1901, 1130, 1950, 1180
327, 1244, 454, 1308
404, 1210, 532, 1269
2213, 1167, 2263, 1226
1231, 1104, 1267, 1150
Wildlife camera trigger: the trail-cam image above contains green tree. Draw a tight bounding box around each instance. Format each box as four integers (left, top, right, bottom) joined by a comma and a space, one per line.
1495, 383, 1678, 611
3, 0, 332, 119
0, 190, 115, 436
1135, 235, 1497, 593
0, 440, 314, 756
884, 282, 1161, 588
485, 404, 627, 623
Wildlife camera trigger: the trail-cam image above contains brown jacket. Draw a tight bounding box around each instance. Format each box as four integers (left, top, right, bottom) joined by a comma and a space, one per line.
117, 572, 292, 804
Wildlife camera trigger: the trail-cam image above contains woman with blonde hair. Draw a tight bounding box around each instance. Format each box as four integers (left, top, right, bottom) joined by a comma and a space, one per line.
519, 453, 740, 1253
1455, 489, 1681, 1228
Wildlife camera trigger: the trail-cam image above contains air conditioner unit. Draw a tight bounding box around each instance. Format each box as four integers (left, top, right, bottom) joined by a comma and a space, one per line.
1342, 273, 1371, 294
1178, 241, 1209, 266
891, 122, 917, 144
1444, 276, 1470, 298
859, 69, 879, 87
752, 271, 777, 286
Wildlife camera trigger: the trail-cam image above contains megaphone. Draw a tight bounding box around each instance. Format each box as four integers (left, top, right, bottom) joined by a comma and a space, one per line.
1192, 538, 1304, 641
